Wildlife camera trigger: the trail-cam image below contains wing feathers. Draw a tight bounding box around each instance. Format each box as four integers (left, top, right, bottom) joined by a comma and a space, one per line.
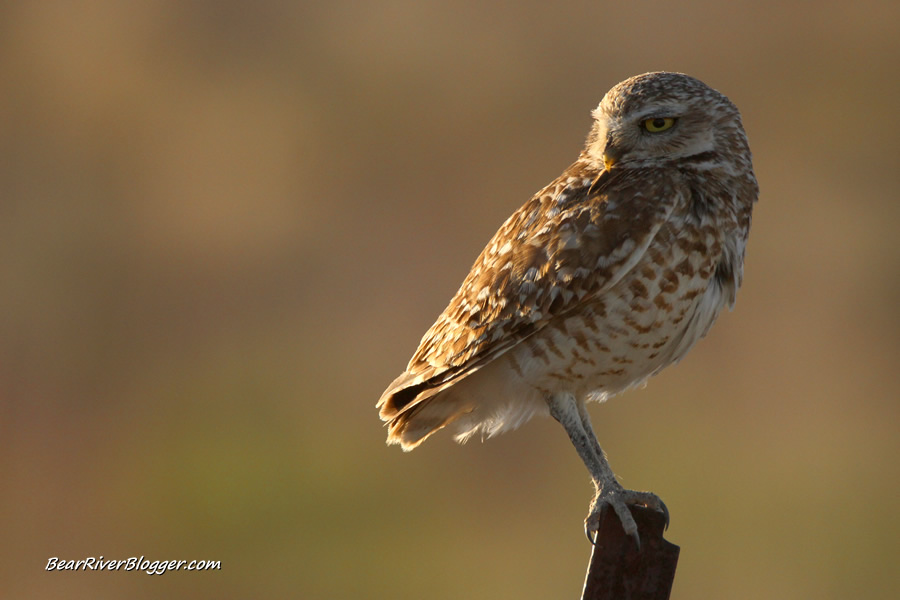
377, 161, 684, 443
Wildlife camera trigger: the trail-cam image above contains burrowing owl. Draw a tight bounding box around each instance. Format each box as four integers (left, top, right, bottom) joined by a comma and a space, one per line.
377, 72, 758, 543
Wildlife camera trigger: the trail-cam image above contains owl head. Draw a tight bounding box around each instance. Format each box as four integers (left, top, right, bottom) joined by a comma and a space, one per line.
584, 72, 752, 177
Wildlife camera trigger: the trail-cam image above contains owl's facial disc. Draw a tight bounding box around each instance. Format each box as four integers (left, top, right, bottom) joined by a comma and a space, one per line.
591, 98, 717, 170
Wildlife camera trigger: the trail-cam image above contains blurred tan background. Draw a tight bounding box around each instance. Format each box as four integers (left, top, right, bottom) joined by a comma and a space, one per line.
1, 1, 898, 598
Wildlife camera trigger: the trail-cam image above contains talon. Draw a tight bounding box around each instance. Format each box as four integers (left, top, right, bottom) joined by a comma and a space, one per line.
636, 492, 669, 529
584, 505, 604, 544
583, 486, 666, 548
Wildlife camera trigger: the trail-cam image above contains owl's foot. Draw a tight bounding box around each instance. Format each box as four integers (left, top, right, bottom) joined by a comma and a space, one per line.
584, 485, 668, 547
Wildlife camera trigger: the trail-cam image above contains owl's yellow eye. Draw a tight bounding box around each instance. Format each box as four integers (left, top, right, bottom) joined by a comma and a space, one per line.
642, 117, 677, 133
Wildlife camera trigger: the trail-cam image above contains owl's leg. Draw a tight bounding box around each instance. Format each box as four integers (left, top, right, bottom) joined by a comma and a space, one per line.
547, 394, 667, 546
576, 400, 669, 542
574, 399, 605, 458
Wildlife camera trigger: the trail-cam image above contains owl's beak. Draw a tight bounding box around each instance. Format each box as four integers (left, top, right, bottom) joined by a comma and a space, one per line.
603, 142, 622, 171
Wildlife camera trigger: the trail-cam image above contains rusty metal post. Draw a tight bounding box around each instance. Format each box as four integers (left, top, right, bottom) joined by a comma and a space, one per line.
580, 505, 680, 600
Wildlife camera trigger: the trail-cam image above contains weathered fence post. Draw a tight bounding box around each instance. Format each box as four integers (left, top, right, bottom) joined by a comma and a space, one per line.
580, 505, 680, 600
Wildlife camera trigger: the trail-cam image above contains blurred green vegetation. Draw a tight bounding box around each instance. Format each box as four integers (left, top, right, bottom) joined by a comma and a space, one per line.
1, 1, 898, 598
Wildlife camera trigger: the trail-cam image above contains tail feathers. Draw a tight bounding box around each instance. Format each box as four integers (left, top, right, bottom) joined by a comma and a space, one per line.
376, 371, 432, 421
385, 400, 465, 451
377, 372, 470, 450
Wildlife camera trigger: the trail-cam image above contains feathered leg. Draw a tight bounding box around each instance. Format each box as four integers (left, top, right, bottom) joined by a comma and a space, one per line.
547, 394, 668, 545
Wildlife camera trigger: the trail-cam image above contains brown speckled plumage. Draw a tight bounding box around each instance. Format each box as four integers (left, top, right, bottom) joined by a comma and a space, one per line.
377, 72, 757, 541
